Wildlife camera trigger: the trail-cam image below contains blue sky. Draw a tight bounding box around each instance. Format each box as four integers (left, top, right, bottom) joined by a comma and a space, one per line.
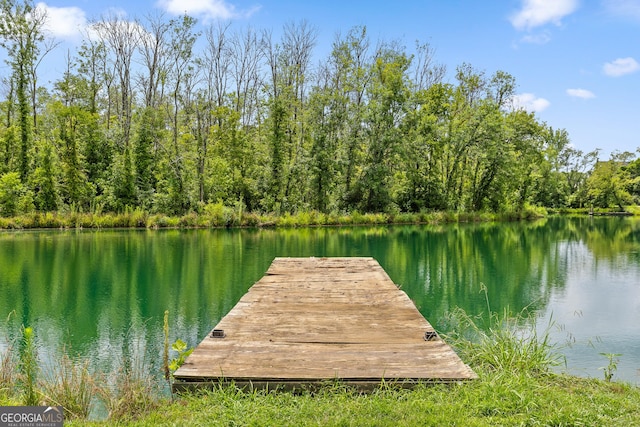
28, 0, 640, 157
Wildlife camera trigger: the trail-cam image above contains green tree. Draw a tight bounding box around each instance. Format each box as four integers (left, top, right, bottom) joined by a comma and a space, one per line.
0, 171, 33, 216
396, 42, 447, 212
0, 0, 47, 181
466, 71, 519, 212
587, 152, 635, 210
336, 26, 370, 210
0, 125, 18, 174
209, 105, 256, 206
503, 109, 545, 212
398, 83, 450, 211
66, 39, 113, 200
353, 44, 410, 212
156, 14, 199, 214
75, 39, 108, 114
133, 107, 159, 210
30, 140, 58, 211
80, 113, 110, 200
307, 65, 344, 212
264, 94, 289, 211
50, 103, 93, 209
623, 157, 640, 203
93, 13, 140, 148
561, 147, 598, 208
261, 21, 317, 213
227, 26, 263, 211
109, 147, 136, 212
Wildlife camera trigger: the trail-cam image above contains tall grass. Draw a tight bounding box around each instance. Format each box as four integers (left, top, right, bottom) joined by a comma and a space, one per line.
0, 204, 558, 230
19, 326, 39, 405
96, 353, 160, 421
442, 304, 563, 378
0, 344, 17, 401
163, 310, 170, 383
1, 324, 161, 422
40, 354, 94, 420
98, 370, 158, 421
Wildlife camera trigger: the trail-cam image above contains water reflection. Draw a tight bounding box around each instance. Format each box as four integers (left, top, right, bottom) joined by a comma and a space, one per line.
0, 217, 638, 384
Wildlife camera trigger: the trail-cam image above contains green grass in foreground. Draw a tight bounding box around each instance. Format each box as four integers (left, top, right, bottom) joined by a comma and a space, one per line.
64, 374, 640, 427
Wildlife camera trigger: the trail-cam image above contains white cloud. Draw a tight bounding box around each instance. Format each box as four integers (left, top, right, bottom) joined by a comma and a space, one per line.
520, 31, 552, 44
510, 0, 579, 30
89, 18, 151, 47
603, 57, 640, 76
566, 88, 595, 99
36, 2, 87, 40
102, 8, 129, 20
603, 0, 640, 21
510, 93, 551, 112
156, 0, 260, 20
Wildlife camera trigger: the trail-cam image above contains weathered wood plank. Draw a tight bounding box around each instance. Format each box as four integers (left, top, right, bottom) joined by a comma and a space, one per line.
173, 257, 476, 391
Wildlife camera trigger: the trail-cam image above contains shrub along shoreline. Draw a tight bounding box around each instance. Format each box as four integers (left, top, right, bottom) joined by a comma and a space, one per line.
2, 204, 639, 231
0, 204, 552, 230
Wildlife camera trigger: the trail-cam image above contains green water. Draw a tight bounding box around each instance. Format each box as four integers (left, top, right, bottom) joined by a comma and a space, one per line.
0, 217, 639, 384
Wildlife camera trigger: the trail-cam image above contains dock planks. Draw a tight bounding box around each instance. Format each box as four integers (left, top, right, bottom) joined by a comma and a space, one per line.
173, 257, 476, 391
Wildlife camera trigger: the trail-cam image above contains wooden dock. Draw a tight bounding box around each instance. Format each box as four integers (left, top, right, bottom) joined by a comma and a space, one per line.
173, 257, 476, 391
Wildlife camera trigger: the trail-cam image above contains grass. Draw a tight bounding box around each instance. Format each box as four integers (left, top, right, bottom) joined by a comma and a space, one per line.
625, 205, 640, 215
0, 340, 18, 404
442, 307, 563, 378
61, 366, 640, 427
40, 354, 94, 420
0, 204, 555, 230
95, 346, 160, 422
19, 326, 39, 405
4, 202, 640, 231
551, 205, 640, 216
0, 325, 159, 423
97, 364, 159, 422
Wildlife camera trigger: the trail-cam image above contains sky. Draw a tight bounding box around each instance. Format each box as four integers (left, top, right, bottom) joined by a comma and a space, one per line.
17, 0, 640, 157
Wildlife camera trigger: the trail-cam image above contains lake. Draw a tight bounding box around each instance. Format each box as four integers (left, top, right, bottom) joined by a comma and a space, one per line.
0, 216, 639, 385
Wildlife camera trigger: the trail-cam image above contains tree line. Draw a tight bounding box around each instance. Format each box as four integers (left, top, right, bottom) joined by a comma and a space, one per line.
0, 0, 638, 218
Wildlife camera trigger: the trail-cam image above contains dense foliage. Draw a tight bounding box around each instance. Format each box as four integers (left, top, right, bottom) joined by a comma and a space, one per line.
0, 0, 639, 218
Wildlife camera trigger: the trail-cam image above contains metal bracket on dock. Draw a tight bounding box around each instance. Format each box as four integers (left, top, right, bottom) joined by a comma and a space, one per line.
211, 329, 226, 338
424, 331, 439, 341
